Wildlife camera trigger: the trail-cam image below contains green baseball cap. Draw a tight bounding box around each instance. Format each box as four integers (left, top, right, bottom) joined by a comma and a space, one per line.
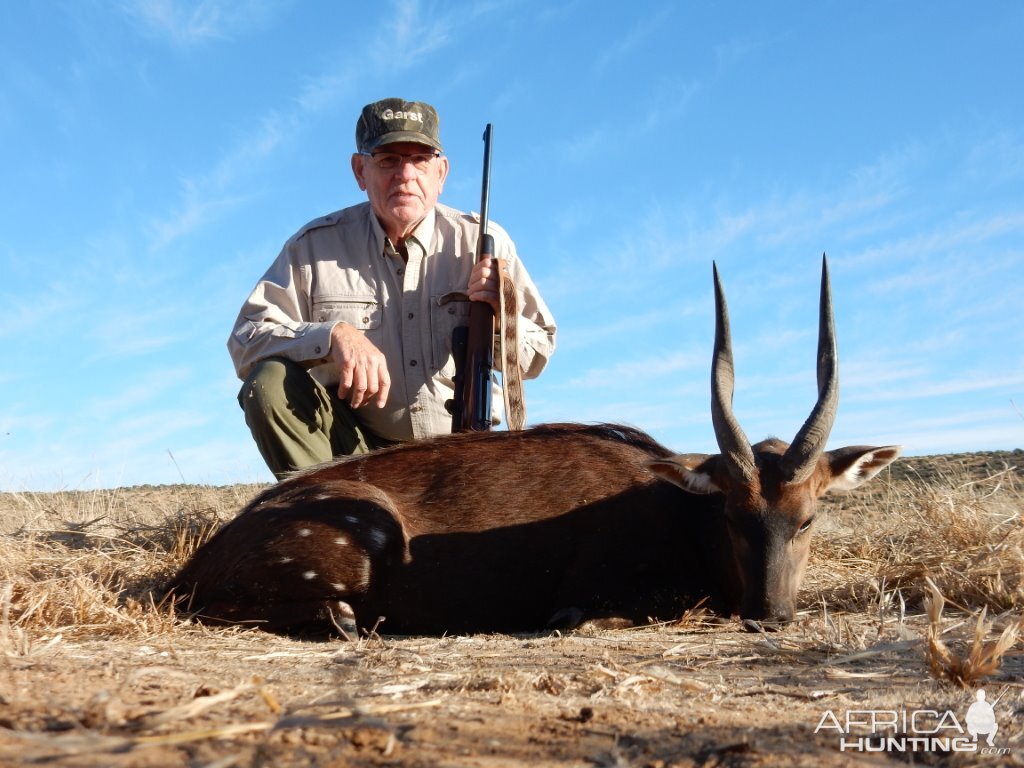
356, 98, 443, 154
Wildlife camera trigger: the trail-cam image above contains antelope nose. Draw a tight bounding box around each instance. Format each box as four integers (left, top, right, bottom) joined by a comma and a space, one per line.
741, 615, 790, 633
740, 603, 794, 631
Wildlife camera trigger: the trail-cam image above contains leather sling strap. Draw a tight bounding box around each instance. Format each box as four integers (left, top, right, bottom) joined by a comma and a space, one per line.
496, 258, 526, 431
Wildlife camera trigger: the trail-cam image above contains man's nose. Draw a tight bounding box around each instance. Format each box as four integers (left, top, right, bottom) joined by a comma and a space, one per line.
395, 160, 419, 180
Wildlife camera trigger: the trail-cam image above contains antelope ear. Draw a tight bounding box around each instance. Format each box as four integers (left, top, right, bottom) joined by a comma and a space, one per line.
646, 454, 723, 495
825, 445, 903, 492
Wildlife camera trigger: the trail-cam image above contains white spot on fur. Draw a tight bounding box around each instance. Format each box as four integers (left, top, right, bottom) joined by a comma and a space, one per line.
358, 560, 371, 588
335, 535, 349, 546
344, 515, 359, 525
332, 582, 347, 592
302, 570, 317, 580
298, 528, 312, 537
278, 556, 294, 564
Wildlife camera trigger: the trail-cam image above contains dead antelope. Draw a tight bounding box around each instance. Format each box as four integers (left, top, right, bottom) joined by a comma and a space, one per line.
167, 258, 901, 635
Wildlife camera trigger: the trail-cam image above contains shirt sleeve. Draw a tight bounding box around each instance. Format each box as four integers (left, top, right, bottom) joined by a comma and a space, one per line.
226, 241, 337, 380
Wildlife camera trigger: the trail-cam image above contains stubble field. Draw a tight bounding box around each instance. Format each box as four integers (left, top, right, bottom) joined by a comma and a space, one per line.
1, 449, 1022, 766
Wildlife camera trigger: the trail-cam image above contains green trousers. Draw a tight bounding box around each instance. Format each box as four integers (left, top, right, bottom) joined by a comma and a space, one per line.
238, 357, 392, 480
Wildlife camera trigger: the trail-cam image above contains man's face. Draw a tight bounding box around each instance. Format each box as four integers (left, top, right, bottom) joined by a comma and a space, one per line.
352, 141, 449, 242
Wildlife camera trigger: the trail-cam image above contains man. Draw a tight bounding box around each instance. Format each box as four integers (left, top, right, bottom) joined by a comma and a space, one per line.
228, 98, 557, 479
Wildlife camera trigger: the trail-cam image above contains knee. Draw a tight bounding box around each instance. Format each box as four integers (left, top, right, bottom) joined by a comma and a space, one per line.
239, 357, 306, 417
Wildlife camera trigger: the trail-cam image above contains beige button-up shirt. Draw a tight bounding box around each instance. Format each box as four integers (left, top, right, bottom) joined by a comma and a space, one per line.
228, 202, 557, 442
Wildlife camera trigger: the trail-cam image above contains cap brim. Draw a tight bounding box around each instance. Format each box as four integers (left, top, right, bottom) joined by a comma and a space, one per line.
364, 131, 443, 153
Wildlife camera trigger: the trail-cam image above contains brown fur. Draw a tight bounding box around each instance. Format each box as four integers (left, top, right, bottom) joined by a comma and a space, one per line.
166, 423, 899, 636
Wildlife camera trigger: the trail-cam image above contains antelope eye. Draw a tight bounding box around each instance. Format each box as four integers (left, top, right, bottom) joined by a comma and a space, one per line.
798, 517, 815, 535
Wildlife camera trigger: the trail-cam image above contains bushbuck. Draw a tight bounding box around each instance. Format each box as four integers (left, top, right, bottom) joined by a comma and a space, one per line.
167, 258, 900, 636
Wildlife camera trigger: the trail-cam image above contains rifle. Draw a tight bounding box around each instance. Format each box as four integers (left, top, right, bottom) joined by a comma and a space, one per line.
451, 124, 496, 432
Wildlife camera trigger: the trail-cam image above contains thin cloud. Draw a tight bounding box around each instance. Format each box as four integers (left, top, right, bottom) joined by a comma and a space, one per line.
374, 0, 453, 71
82, 366, 195, 421
296, 0, 483, 113
564, 352, 703, 390
965, 130, 1024, 183
141, 0, 470, 251
594, 5, 673, 74
122, 0, 230, 44
297, 69, 357, 114
121, 0, 280, 46
85, 311, 188, 361
865, 372, 1024, 402
853, 209, 1024, 272
854, 406, 1024, 455
145, 113, 289, 250
840, 358, 932, 392
0, 278, 83, 340
556, 302, 703, 353
146, 180, 253, 250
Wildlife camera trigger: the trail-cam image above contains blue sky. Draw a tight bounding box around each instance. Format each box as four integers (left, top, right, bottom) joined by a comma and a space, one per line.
2, 1, 1022, 491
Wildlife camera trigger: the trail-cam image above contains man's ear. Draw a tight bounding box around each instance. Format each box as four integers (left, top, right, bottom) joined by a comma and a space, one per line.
351, 154, 368, 191
435, 155, 449, 193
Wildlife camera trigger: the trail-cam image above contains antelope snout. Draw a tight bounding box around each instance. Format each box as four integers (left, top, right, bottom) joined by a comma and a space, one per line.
740, 598, 795, 631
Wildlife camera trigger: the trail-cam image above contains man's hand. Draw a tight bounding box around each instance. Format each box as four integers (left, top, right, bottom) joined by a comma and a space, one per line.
468, 257, 502, 315
329, 323, 391, 408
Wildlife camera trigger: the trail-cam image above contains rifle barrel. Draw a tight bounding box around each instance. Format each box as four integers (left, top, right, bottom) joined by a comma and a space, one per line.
478, 124, 492, 244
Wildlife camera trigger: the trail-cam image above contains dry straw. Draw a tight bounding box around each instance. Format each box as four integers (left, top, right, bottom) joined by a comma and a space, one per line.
0, 484, 247, 645
923, 576, 1020, 687
809, 455, 1024, 614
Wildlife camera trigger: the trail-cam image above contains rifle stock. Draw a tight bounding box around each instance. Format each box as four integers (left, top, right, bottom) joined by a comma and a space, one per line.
451, 124, 496, 432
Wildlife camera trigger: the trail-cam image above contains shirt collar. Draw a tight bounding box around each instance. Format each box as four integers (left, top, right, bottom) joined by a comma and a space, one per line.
406, 208, 436, 252
375, 207, 437, 260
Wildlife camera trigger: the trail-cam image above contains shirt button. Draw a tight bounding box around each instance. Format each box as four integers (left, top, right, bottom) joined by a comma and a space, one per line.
409, 359, 418, 367
407, 312, 414, 320
362, 316, 370, 324
397, 268, 404, 276
314, 346, 322, 354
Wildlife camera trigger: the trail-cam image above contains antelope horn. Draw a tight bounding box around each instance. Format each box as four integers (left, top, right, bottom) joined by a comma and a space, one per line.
711, 262, 757, 483
779, 254, 839, 484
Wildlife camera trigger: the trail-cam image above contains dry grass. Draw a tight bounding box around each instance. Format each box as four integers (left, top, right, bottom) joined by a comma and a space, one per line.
0, 484, 257, 645
924, 577, 1021, 687
0, 454, 1022, 765
809, 452, 1024, 613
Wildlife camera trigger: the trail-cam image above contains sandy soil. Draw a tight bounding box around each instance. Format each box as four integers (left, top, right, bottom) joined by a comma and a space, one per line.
3, 615, 1022, 766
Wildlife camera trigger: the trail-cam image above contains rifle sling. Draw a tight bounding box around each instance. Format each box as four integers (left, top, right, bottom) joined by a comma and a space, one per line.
497, 258, 526, 431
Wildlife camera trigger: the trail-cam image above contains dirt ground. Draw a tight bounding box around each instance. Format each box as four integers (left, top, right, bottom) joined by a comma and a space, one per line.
1, 451, 1022, 767
2, 615, 1022, 767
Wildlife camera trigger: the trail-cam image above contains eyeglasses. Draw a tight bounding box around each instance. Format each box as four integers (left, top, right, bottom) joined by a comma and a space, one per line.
360, 151, 441, 172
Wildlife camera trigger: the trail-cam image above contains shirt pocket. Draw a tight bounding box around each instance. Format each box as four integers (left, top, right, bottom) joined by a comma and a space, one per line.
430, 292, 472, 378
313, 295, 383, 344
